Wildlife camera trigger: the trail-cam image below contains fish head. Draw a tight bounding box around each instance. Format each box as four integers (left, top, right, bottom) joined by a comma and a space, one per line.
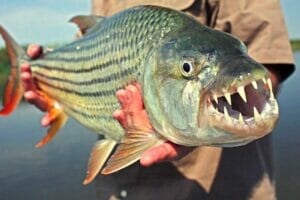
142, 24, 279, 147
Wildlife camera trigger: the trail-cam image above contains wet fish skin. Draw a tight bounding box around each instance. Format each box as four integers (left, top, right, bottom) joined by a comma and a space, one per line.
0, 6, 279, 182
28, 6, 185, 141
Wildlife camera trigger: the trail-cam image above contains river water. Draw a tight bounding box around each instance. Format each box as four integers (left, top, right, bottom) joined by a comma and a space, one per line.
273, 52, 300, 199
0, 53, 299, 199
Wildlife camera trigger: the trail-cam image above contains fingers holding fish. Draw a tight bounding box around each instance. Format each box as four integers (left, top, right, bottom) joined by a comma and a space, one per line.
116, 83, 143, 111
41, 113, 55, 127
26, 44, 43, 59
115, 89, 133, 128
21, 63, 35, 91
140, 142, 179, 166
21, 45, 53, 125
113, 110, 126, 128
24, 91, 49, 113
21, 51, 49, 113
116, 89, 129, 110
21, 64, 49, 113
140, 142, 193, 166
114, 83, 153, 132
125, 84, 144, 111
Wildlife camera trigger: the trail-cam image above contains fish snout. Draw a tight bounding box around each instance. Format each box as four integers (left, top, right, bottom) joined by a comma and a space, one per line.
202, 55, 279, 144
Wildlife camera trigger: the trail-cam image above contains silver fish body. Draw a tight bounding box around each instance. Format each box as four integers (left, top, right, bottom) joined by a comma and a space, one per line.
0, 6, 279, 182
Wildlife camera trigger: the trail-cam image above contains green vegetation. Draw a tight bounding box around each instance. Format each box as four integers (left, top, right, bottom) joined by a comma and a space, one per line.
291, 39, 300, 51
0, 47, 10, 73
0, 47, 10, 98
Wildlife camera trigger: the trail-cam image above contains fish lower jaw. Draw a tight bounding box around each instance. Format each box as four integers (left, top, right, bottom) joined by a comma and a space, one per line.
206, 98, 279, 138
205, 77, 279, 138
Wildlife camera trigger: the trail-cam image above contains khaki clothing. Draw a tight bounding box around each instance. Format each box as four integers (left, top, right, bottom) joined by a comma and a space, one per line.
92, 0, 295, 199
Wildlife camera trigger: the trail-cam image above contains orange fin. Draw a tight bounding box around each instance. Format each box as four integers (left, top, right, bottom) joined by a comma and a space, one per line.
0, 26, 26, 115
101, 131, 163, 175
35, 105, 68, 148
35, 92, 68, 148
0, 71, 24, 115
83, 139, 116, 185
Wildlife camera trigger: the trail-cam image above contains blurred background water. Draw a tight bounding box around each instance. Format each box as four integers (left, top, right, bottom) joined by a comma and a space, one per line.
273, 52, 300, 199
0, 104, 99, 200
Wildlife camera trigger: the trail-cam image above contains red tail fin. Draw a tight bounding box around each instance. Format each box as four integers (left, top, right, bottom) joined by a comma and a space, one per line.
0, 26, 25, 115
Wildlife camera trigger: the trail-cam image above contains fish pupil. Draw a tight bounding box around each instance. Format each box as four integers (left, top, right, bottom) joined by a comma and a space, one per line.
183, 62, 191, 73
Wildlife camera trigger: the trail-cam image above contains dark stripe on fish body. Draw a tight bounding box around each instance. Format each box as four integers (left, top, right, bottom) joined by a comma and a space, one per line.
68, 107, 115, 121
33, 47, 140, 86
34, 65, 137, 86
34, 71, 120, 85
56, 38, 136, 63
61, 104, 123, 140
67, 105, 115, 121
37, 78, 124, 97
32, 53, 132, 74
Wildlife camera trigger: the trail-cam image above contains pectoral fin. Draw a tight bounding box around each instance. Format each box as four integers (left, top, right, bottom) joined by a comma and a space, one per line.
35, 106, 68, 148
35, 92, 68, 148
101, 131, 164, 175
83, 139, 116, 185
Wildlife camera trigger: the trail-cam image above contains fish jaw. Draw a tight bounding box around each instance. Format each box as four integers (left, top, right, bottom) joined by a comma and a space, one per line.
201, 77, 278, 146
196, 56, 279, 146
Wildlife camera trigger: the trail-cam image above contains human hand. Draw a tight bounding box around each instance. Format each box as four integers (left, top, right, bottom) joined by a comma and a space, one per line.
21, 44, 52, 127
113, 83, 193, 167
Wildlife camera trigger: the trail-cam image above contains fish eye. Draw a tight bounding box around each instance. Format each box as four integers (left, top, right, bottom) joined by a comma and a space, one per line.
180, 61, 194, 77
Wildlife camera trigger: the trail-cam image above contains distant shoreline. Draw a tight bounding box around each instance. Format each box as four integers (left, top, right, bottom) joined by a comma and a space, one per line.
291, 40, 300, 51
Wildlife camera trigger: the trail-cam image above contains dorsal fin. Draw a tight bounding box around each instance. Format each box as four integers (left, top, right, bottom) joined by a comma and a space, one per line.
69, 15, 105, 35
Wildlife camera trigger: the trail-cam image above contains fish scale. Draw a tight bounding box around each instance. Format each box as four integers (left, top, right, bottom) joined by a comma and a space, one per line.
28, 6, 181, 140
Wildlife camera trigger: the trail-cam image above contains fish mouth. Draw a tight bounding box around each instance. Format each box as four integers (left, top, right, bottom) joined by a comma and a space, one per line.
205, 77, 279, 137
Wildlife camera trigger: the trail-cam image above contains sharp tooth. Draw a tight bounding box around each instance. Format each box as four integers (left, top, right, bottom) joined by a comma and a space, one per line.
213, 94, 218, 104
239, 113, 244, 124
253, 107, 261, 121
223, 106, 231, 124
270, 90, 275, 100
252, 81, 258, 89
225, 93, 232, 105
237, 86, 247, 102
262, 78, 267, 84
274, 100, 279, 114
267, 78, 272, 90
267, 78, 275, 99
264, 102, 272, 112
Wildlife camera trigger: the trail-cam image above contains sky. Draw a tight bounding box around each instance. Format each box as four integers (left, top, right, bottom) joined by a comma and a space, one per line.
0, 0, 299, 47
